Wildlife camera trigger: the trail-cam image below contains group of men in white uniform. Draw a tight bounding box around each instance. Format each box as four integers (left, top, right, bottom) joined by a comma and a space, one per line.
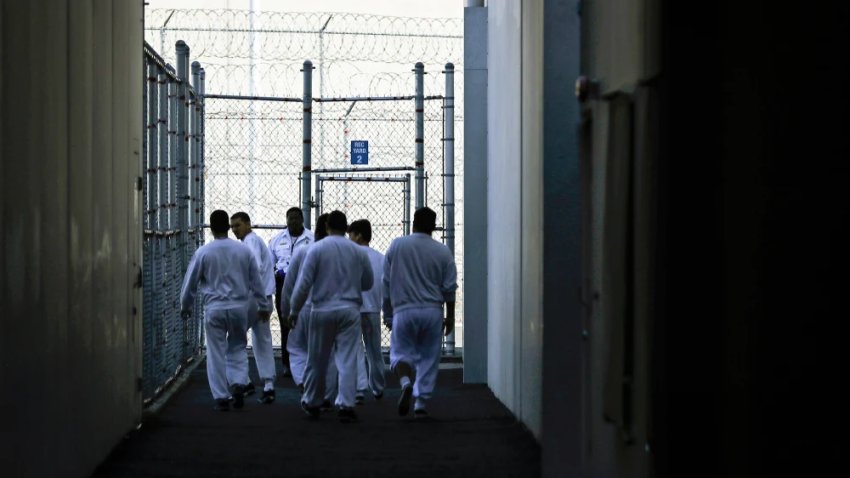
180, 206, 457, 421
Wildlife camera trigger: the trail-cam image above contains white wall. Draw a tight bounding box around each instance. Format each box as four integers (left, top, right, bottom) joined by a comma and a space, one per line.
487, 0, 523, 419
487, 0, 545, 437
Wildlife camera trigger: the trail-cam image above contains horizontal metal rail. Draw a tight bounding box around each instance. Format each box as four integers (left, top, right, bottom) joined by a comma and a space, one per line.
312, 166, 415, 173
204, 94, 302, 102
319, 176, 410, 182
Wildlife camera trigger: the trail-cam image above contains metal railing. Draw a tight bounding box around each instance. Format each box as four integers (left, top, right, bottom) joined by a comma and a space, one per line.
141, 41, 206, 405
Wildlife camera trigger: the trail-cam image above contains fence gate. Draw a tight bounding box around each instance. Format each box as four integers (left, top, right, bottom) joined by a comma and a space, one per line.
315, 172, 413, 348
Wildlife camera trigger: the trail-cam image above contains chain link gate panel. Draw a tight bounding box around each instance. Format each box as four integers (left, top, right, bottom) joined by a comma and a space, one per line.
316, 174, 412, 348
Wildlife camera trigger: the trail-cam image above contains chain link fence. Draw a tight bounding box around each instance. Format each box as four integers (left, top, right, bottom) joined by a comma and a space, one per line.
145, 9, 464, 353
141, 41, 206, 404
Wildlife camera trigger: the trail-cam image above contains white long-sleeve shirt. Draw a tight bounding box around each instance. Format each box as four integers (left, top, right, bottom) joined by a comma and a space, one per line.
180, 237, 271, 313
360, 245, 385, 314
268, 227, 314, 276
382, 232, 457, 317
290, 235, 374, 315
281, 245, 311, 315
241, 231, 275, 296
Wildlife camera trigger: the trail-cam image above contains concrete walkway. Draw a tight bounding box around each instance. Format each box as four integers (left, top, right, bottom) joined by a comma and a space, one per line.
93, 359, 540, 478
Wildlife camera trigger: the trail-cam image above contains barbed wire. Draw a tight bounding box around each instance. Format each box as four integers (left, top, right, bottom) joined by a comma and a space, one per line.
146, 10, 462, 64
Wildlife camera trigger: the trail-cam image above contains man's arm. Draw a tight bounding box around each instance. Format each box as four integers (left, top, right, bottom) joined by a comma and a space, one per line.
247, 252, 271, 313
281, 249, 304, 316
443, 301, 456, 336
381, 243, 394, 327
360, 249, 374, 292
289, 248, 317, 317
441, 254, 458, 335
179, 252, 202, 318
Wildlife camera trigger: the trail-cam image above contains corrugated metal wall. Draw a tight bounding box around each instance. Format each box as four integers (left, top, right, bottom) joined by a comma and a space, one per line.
0, 1, 143, 477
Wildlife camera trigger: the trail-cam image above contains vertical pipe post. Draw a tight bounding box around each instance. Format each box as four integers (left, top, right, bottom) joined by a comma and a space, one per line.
191, 61, 202, 245
167, 64, 177, 233
176, 41, 190, 251
176, 41, 191, 360
157, 65, 169, 372
147, 60, 158, 234
443, 63, 456, 354
197, 66, 206, 348
315, 176, 322, 216
404, 173, 412, 235
414, 62, 425, 209
302, 60, 314, 229
166, 62, 178, 371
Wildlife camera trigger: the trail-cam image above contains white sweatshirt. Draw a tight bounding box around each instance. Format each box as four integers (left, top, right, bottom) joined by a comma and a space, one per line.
241, 231, 275, 296
360, 245, 385, 314
290, 235, 374, 315
382, 232, 457, 317
281, 245, 310, 314
180, 237, 271, 313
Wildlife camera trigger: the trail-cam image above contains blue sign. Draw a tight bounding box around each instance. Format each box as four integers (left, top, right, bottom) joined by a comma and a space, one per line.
351, 140, 369, 165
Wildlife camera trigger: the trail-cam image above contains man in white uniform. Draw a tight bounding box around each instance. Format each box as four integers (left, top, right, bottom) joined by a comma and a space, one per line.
230, 212, 277, 404
180, 210, 271, 411
268, 207, 314, 377
281, 213, 339, 406
383, 207, 457, 418
348, 219, 387, 401
289, 210, 373, 422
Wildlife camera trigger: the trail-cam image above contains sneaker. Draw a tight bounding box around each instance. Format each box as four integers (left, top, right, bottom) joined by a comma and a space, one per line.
355, 393, 365, 405
214, 399, 230, 412
258, 389, 275, 404
231, 385, 245, 409
414, 408, 429, 419
338, 407, 358, 423
301, 401, 320, 420
397, 382, 413, 416
320, 399, 333, 412
243, 382, 256, 396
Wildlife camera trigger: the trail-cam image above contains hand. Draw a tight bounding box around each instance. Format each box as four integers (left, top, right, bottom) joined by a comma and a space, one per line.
383, 316, 393, 331
286, 313, 298, 329
443, 316, 454, 337
258, 311, 271, 323
181, 310, 192, 320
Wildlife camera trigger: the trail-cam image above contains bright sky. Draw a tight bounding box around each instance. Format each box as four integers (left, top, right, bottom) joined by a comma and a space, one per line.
144, 0, 463, 18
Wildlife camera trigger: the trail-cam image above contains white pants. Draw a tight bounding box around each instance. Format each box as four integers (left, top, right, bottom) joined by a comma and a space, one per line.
303, 307, 360, 408
204, 306, 249, 400
361, 312, 386, 395
356, 340, 368, 395
287, 303, 311, 386
247, 297, 276, 383
290, 304, 339, 401
389, 307, 443, 405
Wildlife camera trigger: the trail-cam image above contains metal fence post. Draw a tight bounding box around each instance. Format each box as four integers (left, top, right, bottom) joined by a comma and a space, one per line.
404, 173, 412, 235
303, 60, 314, 228
199, 67, 206, 236
197, 65, 206, 349
414, 62, 425, 209
443, 63, 456, 355
191, 61, 202, 240
315, 176, 323, 216
176, 41, 191, 360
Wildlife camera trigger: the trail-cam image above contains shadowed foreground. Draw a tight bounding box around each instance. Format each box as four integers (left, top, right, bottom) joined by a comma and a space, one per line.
93, 359, 540, 478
